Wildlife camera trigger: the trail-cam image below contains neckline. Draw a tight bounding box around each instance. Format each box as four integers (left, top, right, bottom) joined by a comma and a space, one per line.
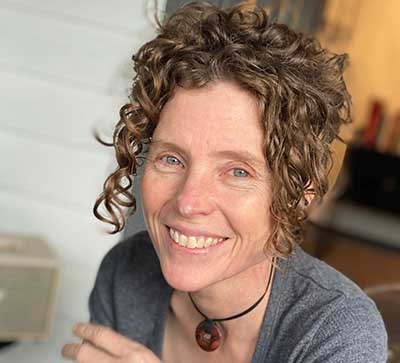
150, 252, 293, 361
251, 252, 292, 362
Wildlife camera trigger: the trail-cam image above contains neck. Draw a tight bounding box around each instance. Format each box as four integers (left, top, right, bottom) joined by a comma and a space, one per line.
170, 257, 276, 345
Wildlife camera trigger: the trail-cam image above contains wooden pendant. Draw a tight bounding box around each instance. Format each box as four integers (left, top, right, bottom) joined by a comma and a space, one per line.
195, 319, 223, 352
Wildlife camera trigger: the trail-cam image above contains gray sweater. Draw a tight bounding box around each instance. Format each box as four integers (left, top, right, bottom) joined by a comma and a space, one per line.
88, 231, 388, 362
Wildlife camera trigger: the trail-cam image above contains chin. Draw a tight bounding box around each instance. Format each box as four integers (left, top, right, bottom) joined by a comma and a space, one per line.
160, 262, 211, 292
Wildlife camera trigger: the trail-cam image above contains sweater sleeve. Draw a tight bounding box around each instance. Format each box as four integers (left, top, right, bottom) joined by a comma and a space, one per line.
300, 297, 388, 363
88, 242, 125, 329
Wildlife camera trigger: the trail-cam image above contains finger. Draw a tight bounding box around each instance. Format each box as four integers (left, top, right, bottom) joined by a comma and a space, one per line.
61, 342, 115, 363
73, 323, 140, 357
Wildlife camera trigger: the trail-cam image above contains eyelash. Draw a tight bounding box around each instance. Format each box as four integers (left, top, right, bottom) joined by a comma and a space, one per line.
161, 155, 182, 166
158, 154, 251, 178
230, 168, 250, 178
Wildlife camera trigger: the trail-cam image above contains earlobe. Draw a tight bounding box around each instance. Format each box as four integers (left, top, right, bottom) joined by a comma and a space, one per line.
304, 184, 316, 207
304, 193, 313, 206
304, 193, 315, 205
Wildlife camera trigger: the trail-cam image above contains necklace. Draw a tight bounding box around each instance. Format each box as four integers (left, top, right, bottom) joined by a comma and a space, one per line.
188, 257, 276, 352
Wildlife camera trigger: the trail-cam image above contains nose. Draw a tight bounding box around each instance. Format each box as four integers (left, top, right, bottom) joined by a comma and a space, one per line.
175, 171, 215, 218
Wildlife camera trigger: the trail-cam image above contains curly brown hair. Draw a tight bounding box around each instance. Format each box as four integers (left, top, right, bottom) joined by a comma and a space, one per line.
94, 1, 351, 258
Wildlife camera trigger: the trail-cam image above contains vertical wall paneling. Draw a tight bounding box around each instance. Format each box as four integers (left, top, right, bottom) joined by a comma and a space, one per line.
0, 0, 167, 361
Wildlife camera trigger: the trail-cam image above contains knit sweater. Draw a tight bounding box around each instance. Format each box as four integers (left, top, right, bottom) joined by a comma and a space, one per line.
88, 231, 388, 362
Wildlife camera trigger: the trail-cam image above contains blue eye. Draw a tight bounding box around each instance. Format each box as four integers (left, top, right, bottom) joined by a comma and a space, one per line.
231, 168, 249, 177
163, 155, 181, 166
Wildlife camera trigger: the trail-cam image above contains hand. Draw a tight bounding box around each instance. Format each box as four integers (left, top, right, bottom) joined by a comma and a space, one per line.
61, 322, 162, 363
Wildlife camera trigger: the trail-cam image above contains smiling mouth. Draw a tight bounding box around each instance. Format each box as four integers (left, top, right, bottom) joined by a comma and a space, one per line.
167, 226, 228, 249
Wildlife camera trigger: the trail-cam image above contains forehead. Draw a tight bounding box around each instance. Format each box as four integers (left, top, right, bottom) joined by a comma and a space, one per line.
153, 81, 265, 154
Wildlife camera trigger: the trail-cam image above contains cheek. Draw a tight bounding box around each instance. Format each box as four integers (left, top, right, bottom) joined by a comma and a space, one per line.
141, 168, 179, 214
224, 187, 272, 237
141, 170, 160, 213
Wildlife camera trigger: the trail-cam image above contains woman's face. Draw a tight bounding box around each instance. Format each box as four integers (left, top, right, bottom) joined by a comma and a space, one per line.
141, 80, 273, 292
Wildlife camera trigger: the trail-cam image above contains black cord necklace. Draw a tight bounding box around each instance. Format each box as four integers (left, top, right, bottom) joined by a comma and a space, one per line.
188, 257, 276, 352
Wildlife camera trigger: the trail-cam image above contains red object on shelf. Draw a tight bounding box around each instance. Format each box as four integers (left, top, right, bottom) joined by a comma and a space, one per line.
363, 100, 384, 149
383, 112, 400, 154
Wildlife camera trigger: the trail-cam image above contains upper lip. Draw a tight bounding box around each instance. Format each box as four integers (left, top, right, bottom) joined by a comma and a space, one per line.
167, 224, 228, 239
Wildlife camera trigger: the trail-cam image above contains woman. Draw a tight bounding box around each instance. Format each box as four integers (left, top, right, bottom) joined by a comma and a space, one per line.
62, 2, 387, 362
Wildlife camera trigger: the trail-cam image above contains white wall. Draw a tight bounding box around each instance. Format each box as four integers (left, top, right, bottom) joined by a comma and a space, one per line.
0, 0, 166, 361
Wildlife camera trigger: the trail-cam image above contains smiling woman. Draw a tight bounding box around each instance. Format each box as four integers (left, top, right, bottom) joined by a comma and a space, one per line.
141, 81, 274, 296
62, 2, 388, 363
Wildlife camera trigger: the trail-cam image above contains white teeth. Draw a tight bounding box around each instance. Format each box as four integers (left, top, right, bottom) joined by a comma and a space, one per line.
173, 229, 179, 242
204, 237, 213, 247
197, 237, 205, 248
180, 234, 188, 246
187, 236, 197, 248
169, 228, 225, 249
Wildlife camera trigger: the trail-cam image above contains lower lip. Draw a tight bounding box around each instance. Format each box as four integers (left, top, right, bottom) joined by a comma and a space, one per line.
166, 228, 228, 255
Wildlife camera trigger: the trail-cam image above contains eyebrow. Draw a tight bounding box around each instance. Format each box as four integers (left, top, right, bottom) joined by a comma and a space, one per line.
213, 150, 266, 168
150, 139, 266, 169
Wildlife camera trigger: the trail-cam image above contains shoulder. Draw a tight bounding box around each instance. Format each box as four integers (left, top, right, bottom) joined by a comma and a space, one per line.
92, 230, 164, 287
98, 230, 158, 270
278, 245, 384, 318
88, 231, 170, 335
286, 245, 368, 300
93, 229, 165, 291
301, 295, 388, 362
266, 246, 388, 362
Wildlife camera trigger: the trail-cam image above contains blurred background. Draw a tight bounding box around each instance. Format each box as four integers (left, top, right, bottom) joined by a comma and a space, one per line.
0, 0, 399, 362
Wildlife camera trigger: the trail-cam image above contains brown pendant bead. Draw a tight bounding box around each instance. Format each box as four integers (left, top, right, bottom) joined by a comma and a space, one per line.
195, 319, 223, 352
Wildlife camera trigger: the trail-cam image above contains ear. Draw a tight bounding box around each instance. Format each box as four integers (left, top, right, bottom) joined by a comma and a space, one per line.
304, 183, 316, 207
